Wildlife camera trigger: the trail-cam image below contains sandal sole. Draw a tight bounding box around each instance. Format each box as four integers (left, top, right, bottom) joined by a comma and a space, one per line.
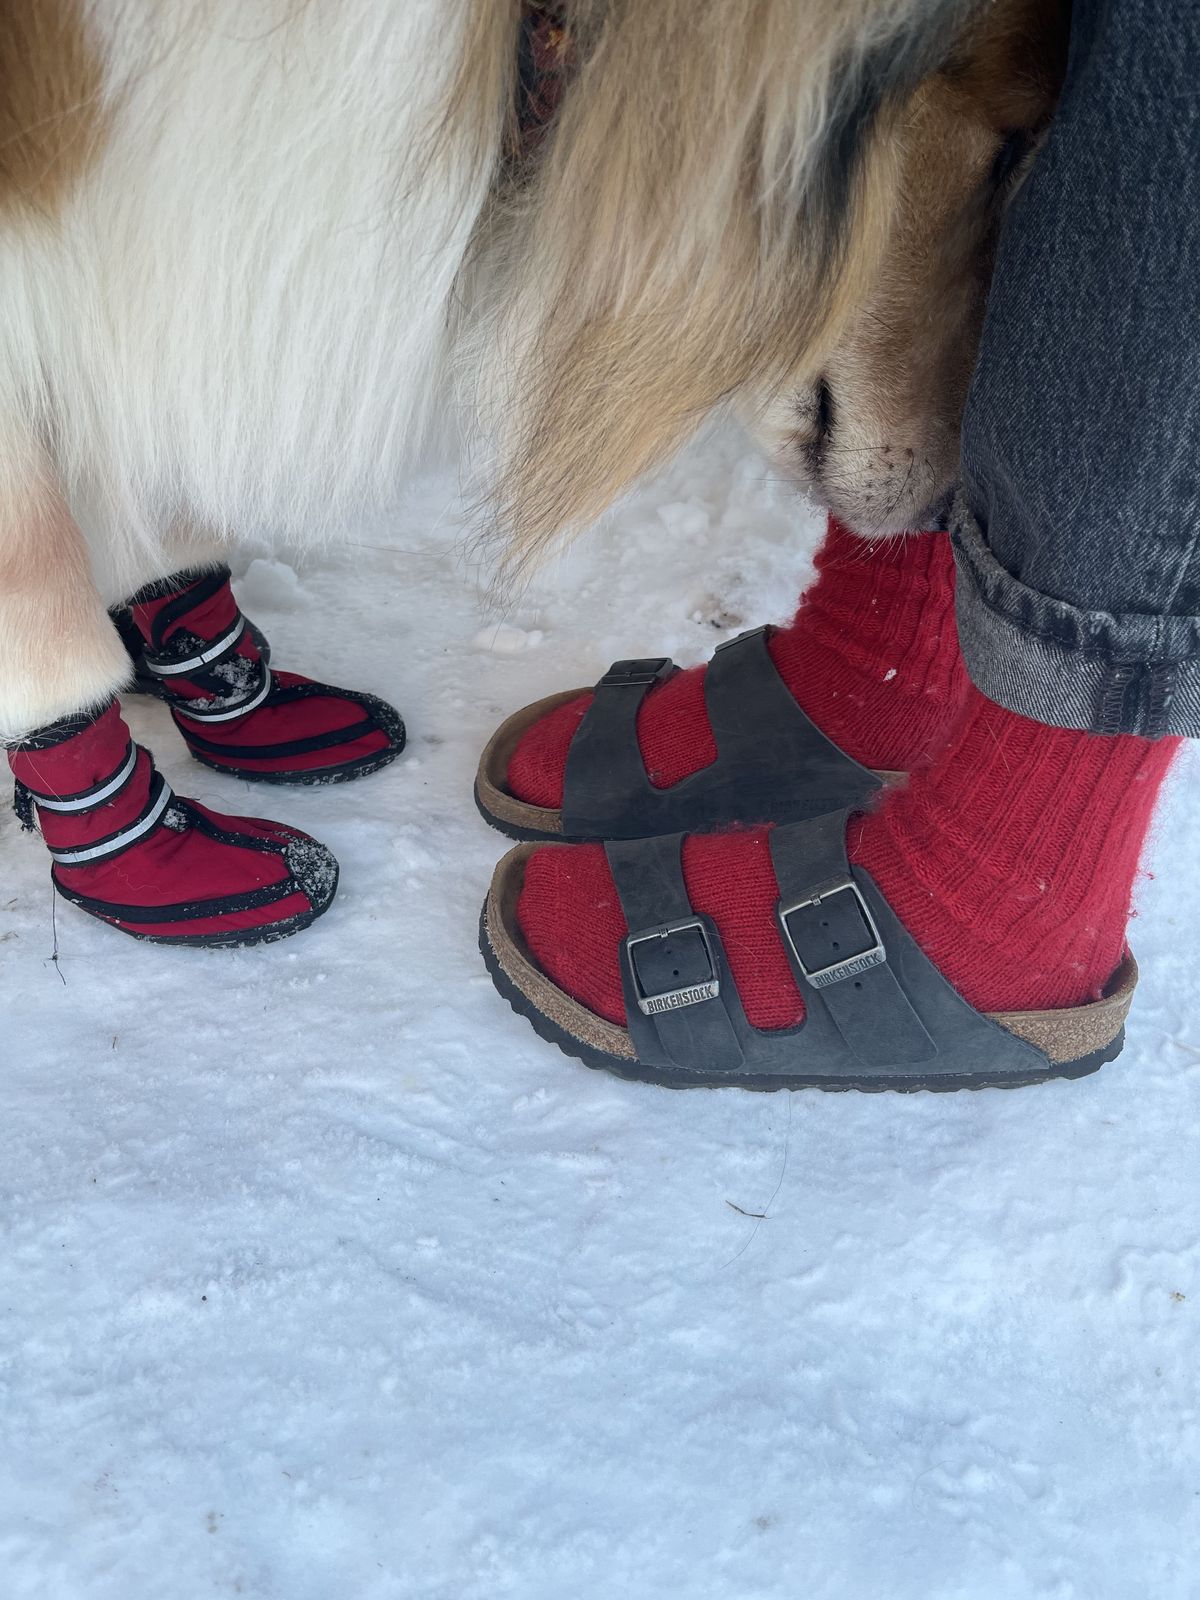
480, 845, 1131, 1093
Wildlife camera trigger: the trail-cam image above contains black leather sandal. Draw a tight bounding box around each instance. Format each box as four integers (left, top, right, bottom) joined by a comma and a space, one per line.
480, 808, 1136, 1092
475, 627, 897, 842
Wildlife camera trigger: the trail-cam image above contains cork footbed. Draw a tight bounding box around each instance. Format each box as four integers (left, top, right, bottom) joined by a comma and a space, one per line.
475, 690, 903, 841
475, 689, 582, 838
483, 843, 1139, 1073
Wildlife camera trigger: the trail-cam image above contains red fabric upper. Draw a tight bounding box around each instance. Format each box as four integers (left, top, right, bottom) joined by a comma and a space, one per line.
131, 574, 395, 777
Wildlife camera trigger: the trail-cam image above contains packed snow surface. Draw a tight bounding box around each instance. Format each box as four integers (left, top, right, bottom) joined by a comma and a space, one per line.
2, 428, 1198, 1599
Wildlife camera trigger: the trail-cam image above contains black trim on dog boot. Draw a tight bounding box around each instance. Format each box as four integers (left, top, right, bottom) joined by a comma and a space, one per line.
475, 627, 888, 843
480, 810, 1136, 1093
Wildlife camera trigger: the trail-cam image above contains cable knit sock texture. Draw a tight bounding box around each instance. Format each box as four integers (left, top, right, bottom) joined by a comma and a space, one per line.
516, 685, 1179, 1029
507, 517, 968, 806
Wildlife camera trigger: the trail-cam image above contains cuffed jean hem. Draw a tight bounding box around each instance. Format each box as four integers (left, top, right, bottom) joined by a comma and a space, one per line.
951, 499, 1200, 738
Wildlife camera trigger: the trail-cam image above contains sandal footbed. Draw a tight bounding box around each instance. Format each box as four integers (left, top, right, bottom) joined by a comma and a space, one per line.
481, 842, 1137, 1091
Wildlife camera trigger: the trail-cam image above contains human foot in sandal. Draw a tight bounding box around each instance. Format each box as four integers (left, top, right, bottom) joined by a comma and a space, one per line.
480, 685, 1177, 1091
476, 518, 967, 842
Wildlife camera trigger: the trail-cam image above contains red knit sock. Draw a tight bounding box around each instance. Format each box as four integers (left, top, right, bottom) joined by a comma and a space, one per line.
516, 685, 1179, 1028
507, 517, 968, 805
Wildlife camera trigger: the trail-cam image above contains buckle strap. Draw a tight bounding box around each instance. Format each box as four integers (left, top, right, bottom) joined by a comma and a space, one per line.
768, 810, 936, 1067
777, 876, 885, 989
171, 664, 274, 724
48, 768, 174, 866
20, 741, 139, 813
561, 630, 880, 841
142, 616, 246, 678
596, 657, 673, 690
626, 917, 721, 1016
606, 834, 746, 1073
601, 817, 1050, 1083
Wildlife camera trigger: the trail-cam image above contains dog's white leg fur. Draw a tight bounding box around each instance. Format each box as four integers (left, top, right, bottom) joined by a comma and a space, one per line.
0, 1, 508, 738
0, 437, 130, 743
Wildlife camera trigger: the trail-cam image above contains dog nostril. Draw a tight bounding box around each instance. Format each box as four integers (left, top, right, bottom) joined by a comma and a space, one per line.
815, 378, 835, 443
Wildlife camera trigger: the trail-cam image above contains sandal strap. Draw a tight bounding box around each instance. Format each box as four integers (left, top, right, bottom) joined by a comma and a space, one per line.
561, 627, 880, 839
604, 812, 1050, 1084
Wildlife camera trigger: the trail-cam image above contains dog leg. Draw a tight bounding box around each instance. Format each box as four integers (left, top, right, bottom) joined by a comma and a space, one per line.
0, 444, 131, 743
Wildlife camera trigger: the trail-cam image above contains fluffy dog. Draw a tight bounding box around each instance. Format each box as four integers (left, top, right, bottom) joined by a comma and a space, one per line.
0, 0, 1066, 742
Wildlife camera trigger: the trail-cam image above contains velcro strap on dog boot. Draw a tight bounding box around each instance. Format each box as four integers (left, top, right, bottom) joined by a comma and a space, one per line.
7, 699, 338, 947
121, 566, 405, 785
560, 627, 881, 839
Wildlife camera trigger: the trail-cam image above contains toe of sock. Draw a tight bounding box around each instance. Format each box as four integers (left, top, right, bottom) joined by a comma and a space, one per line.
517, 842, 629, 1024
506, 693, 593, 808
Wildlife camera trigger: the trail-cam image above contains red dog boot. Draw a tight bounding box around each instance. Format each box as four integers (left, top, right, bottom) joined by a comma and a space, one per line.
117, 566, 405, 785
8, 700, 338, 947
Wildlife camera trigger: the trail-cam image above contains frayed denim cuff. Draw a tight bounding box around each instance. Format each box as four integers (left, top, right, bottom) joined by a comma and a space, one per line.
951, 498, 1200, 738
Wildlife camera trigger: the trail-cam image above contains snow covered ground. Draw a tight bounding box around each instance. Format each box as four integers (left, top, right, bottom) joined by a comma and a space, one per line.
2, 426, 1198, 1600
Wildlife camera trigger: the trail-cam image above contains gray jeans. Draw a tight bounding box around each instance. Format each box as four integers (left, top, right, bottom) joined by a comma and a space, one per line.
952, 0, 1200, 738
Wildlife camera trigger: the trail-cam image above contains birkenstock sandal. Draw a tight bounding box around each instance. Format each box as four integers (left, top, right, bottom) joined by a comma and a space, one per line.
476, 626, 896, 842
479, 808, 1136, 1092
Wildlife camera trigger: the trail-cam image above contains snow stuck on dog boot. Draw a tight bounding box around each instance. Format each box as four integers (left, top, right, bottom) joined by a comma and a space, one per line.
8, 699, 339, 946
124, 566, 405, 785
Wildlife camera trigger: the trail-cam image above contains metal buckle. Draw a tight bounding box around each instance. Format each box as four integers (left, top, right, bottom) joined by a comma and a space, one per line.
778, 877, 886, 989
597, 657, 672, 689
625, 918, 720, 1017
